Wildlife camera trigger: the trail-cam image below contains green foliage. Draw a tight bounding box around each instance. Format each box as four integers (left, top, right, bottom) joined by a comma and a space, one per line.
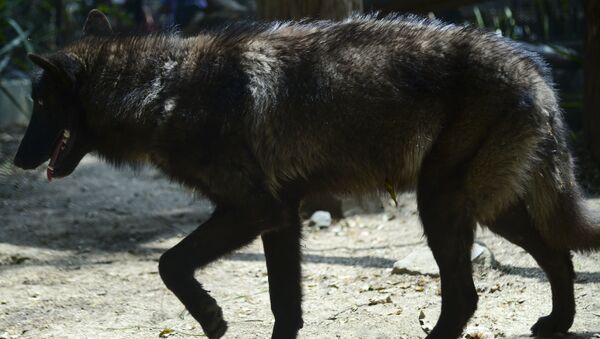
0, 5, 34, 115
548, 44, 583, 65
0, 0, 87, 118
97, 3, 134, 27
463, 0, 584, 43
1, 0, 55, 78
0, 0, 133, 79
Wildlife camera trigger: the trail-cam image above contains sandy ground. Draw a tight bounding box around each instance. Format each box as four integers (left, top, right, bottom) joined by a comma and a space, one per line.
1, 129, 600, 339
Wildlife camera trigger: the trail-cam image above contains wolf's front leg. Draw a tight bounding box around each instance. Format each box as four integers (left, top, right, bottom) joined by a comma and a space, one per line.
158, 207, 265, 339
261, 214, 303, 339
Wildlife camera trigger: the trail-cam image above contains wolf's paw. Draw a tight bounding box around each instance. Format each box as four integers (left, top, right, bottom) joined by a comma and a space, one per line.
271, 318, 303, 339
530, 315, 570, 337
198, 303, 228, 339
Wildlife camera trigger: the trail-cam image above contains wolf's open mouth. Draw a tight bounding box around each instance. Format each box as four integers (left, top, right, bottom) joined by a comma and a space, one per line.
47, 129, 71, 182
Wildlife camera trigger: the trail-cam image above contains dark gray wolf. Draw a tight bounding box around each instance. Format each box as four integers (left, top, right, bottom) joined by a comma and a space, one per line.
13, 9, 600, 339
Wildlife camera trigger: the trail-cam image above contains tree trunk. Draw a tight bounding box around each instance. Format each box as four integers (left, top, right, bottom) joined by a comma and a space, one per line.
584, 0, 600, 162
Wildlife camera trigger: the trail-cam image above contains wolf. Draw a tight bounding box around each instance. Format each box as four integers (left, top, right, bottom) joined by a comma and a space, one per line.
13, 9, 600, 339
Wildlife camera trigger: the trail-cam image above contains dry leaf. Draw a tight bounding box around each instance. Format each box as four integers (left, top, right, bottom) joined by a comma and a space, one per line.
159, 328, 175, 338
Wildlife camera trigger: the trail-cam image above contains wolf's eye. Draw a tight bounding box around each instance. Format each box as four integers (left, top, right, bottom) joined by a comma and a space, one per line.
37, 100, 44, 106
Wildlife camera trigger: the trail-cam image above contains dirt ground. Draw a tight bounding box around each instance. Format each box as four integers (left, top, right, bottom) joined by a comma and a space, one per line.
1, 128, 600, 339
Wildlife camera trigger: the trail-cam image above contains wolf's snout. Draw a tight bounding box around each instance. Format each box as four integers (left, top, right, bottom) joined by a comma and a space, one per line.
13, 153, 40, 170
13, 139, 50, 170
12, 154, 25, 169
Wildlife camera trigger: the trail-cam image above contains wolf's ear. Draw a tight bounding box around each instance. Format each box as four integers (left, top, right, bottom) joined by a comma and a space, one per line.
28, 53, 78, 90
83, 9, 113, 37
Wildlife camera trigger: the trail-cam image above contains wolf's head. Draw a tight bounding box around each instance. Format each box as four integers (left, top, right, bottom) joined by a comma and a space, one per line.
13, 10, 112, 181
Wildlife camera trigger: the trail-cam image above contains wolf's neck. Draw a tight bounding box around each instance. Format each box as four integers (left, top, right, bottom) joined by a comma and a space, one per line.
78, 38, 188, 119
68, 37, 192, 163
69, 35, 242, 165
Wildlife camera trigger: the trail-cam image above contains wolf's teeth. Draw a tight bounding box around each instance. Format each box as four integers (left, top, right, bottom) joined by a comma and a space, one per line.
63, 130, 71, 139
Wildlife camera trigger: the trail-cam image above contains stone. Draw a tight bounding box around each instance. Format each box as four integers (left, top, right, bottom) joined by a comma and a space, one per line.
301, 194, 343, 219
392, 246, 439, 276
464, 325, 493, 339
471, 241, 497, 269
301, 194, 384, 219
307, 210, 332, 228
392, 242, 496, 277
368, 294, 392, 306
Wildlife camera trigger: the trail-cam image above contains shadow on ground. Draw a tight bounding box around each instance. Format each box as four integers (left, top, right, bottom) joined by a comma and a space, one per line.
1, 155, 404, 271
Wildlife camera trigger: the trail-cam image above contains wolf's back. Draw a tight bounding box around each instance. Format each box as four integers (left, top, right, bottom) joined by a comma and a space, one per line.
245, 16, 566, 198
271, 17, 600, 252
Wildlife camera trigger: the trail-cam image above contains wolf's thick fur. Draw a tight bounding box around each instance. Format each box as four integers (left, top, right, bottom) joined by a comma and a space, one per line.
14, 10, 600, 339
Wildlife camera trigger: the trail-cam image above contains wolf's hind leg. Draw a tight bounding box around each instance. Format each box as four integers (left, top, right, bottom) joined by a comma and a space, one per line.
158, 208, 265, 339
417, 173, 478, 339
261, 215, 303, 339
488, 201, 575, 336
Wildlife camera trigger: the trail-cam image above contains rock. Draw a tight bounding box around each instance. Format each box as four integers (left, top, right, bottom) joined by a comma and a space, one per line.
418, 310, 433, 334
0, 254, 29, 265
392, 242, 496, 277
392, 246, 439, 276
471, 241, 497, 268
464, 325, 493, 339
301, 194, 343, 219
382, 212, 396, 222
307, 210, 332, 228
489, 283, 502, 293
358, 283, 371, 292
301, 194, 384, 219
368, 294, 392, 306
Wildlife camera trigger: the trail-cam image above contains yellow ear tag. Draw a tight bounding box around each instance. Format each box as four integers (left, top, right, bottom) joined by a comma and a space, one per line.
385, 180, 398, 207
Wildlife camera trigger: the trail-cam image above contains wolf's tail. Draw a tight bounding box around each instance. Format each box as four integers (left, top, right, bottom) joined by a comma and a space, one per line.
525, 116, 600, 252
528, 180, 600, 252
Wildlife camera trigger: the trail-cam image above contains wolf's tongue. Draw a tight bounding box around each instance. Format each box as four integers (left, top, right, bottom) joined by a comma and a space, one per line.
47, 129, 71, 182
